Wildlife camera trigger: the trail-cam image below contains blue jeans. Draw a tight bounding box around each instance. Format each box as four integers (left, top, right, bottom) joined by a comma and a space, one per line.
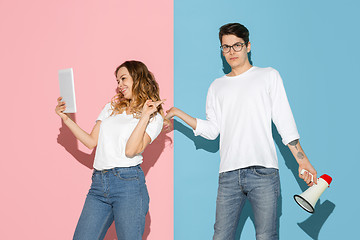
73, 165, 149, 240
213, 166, 280, 240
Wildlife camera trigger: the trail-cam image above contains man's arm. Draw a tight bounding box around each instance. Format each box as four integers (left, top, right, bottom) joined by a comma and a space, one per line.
165, 107, 197, 130
288, 139, 318, 186
165, 84, 220, 140
165, 105, 220, 140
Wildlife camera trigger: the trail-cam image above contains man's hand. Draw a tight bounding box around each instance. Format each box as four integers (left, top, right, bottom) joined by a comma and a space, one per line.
165, 107, 179, 120
298, 162, 317, 186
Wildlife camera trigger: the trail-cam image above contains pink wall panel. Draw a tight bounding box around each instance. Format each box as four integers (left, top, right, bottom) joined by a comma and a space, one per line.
0, 0, 173, 239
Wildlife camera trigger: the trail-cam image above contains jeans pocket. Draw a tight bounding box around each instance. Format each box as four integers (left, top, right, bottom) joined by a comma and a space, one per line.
253, 166, 278, 177
116, 168, 139, 181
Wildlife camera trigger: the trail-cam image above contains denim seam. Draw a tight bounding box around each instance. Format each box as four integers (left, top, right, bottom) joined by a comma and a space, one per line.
97, 211, 113, 240
137, 177, 142, 239
238, 169, 243, 192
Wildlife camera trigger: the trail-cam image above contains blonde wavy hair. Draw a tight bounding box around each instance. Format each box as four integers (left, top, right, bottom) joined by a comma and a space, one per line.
111, 60, 165, 122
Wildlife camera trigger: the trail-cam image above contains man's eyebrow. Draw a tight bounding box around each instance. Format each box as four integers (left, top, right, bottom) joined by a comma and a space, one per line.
222, 42, 243, 46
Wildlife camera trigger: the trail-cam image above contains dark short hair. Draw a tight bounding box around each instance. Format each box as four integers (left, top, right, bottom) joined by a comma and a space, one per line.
219, 23, 249, 46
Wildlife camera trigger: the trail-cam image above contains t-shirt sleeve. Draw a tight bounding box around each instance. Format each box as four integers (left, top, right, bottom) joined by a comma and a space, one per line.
96, 103, 112, 122
270, 69, 300, 145
193, 84, 221, 140
146, 113, 164, 143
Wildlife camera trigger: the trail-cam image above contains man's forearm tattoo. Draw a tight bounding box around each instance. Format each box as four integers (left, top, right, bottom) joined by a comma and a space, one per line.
297, 152, 304, 159
289, 139, 299, 151
289, 139, 304, 159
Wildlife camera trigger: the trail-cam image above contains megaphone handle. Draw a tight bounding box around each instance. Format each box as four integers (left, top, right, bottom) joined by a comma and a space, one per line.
300, 169, 314, 183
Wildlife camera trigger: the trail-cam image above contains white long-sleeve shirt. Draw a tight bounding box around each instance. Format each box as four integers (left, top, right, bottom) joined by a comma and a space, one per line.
194, 66, 299, 173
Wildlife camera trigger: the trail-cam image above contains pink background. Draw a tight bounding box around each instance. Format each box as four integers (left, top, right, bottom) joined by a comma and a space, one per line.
0, 0, 173, 239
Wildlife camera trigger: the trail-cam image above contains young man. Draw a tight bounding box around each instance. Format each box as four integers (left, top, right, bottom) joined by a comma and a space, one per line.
166, 23, 317, 240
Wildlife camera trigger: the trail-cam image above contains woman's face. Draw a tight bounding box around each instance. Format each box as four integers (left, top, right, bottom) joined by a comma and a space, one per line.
116, 67, 134, 100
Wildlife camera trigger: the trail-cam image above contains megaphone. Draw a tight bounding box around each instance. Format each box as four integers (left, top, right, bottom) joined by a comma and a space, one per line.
294, 169, 332, 213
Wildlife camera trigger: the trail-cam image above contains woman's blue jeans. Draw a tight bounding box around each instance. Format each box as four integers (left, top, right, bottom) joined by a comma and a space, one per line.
73, 165, 149, 240
213, 166, 280, 240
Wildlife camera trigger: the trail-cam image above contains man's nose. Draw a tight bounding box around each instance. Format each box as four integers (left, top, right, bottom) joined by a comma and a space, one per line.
229, 46, 236, 54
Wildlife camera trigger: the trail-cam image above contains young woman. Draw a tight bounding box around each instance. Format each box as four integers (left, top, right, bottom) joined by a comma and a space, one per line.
55, 60, 164, 240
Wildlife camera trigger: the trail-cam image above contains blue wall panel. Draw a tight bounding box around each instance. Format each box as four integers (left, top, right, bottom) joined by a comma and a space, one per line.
174, 0, 360, 239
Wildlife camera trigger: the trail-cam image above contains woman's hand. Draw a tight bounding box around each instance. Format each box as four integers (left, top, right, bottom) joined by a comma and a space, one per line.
165, 107, 178, 120
164, 106, 197, 130
142, 99, 165, 117
55, 97, 69, 121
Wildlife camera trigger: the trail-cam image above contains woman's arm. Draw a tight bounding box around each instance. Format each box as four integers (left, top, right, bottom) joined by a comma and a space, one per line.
287, 139, 317, 186
125, 100, 164, 158
55, 97, 100, 149
165, 107, 197, 130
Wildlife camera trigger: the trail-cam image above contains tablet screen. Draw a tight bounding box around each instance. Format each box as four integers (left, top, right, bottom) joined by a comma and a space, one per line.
58, 68, 77, 113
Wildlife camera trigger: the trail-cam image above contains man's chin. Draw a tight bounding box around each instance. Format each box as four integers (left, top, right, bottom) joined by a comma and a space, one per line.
227, 63, 239, 69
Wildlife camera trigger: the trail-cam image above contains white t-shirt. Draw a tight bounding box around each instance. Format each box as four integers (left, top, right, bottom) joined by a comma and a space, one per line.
93, 103, 163, 170
194, 66, 299, 173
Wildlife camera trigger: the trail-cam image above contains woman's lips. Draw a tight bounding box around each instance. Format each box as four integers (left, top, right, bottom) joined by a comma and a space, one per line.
119, 87, 127, 95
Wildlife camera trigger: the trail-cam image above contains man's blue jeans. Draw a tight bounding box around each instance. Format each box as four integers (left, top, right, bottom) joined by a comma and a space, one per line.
73, 165, 149, 240
213, 166, 280, 240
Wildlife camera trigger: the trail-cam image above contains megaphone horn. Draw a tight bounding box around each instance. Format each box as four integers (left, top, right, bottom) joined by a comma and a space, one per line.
294, 169, 332, 213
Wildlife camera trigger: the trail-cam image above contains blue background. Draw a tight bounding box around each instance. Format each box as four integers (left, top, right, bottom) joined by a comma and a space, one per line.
174, 0, 360, 239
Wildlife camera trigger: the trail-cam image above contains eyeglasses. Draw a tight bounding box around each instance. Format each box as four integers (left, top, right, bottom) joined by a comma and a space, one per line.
220, 42, 247, 53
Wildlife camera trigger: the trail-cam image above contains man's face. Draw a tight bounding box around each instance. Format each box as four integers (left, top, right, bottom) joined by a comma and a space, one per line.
221, 34, 251, 70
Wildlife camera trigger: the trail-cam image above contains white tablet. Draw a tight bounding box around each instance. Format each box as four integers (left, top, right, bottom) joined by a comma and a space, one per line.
58, 68, 77, 113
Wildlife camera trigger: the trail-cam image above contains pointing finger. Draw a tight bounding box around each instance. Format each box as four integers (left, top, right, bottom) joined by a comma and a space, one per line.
154, 99, 166, 107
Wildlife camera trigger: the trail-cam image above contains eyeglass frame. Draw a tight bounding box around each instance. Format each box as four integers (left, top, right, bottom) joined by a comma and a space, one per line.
220, 42, 248, 53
